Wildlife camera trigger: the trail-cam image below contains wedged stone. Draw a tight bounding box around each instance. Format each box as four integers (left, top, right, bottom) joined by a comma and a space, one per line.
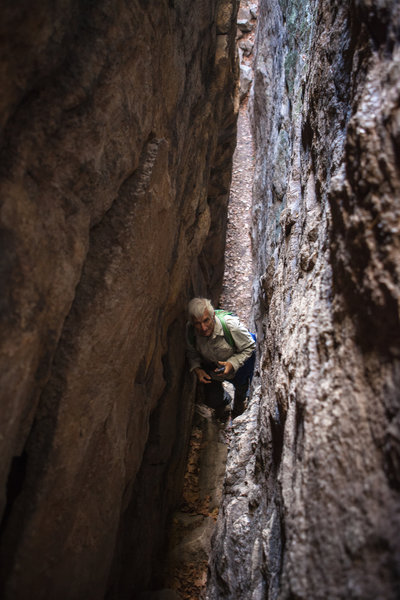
249, 4, 258, 19
240, 64, 253, 100
239, 39, 254, 56
237, 7, 253, 32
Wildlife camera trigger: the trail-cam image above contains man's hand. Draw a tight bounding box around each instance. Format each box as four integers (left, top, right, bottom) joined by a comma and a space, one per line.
194, 368, 212, 384
215, 361, 233, 376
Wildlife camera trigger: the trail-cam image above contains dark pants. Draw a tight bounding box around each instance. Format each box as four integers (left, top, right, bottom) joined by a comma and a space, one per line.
202, 343, 256, 418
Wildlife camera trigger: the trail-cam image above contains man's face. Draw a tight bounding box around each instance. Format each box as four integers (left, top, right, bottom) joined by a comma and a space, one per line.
193, 309, 215, 337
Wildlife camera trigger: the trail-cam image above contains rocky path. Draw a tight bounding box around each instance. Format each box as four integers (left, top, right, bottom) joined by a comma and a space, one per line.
219, 100, 255, 328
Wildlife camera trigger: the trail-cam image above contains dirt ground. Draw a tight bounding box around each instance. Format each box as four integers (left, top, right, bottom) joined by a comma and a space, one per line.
219, 97, 255, 329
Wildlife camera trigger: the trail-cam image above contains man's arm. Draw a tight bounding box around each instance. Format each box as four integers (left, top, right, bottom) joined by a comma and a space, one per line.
193, 367, 212, 383
185, 323, 212, 384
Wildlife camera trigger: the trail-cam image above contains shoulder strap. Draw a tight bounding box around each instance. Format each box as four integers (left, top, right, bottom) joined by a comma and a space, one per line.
215, 310, 235, 349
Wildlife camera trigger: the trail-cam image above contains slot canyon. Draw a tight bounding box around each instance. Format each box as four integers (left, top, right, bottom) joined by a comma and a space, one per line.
0, 0, 399, 598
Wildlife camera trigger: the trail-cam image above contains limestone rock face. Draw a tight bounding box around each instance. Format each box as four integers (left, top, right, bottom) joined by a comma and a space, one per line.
0, 1, 239, 598
207, 0, 400, 598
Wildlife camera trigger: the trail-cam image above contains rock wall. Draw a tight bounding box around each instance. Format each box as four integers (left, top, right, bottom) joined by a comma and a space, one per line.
207, 0, 400, 598
0, 1, 239, 598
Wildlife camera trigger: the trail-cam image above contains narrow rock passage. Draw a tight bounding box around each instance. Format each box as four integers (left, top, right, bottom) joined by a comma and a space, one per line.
219, 99, 255, 327
164, 83, 257, 600
163, 6, 258, 597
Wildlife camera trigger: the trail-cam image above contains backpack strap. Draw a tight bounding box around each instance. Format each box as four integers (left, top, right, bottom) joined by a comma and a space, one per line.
215, 310, 236, 349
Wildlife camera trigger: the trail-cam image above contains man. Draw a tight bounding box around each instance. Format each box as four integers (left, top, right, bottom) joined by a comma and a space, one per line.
186, 297, 256, 419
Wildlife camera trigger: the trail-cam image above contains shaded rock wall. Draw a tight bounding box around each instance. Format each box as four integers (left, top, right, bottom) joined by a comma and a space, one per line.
207, 0, 400, 598
0, 1, 239, 598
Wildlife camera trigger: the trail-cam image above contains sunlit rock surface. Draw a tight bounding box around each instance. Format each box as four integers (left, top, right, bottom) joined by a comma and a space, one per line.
207, 0, 400, 598
0, 1, 239, 598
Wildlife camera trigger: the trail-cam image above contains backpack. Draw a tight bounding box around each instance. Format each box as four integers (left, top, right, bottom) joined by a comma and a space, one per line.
187, 309, 236, 349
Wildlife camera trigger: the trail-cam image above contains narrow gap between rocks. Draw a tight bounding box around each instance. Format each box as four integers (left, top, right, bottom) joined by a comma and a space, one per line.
163, 4, 258, 598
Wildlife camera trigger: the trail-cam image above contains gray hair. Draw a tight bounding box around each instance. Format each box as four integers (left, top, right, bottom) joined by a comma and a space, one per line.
187, 297, 215, 321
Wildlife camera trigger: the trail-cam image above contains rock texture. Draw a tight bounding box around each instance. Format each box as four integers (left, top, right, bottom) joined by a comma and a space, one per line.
0, 1, 239, 598
207, 0, 400, 598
